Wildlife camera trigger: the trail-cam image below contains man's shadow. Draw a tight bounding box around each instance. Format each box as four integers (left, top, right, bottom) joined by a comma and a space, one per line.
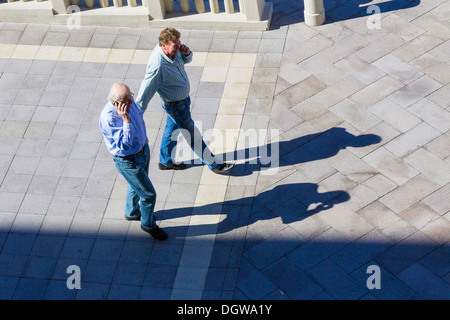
323, 0, 421, 22
159, 182, 350, 236
271, 0, 420, 27
213, 127, 381, 177
160, 127, 377, 238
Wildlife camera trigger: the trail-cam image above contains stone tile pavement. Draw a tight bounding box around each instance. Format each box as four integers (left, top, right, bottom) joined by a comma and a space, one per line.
0, 0, 449, 300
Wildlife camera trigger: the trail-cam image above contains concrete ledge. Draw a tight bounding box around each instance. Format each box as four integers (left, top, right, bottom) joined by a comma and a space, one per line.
0, 1, 54, 23
52, 6, 151, 28
0, 2, 272, 31
149, 2, 272, 31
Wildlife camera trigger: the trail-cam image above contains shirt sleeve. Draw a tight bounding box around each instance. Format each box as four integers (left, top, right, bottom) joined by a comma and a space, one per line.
99, 115, 136, 154
135, 64, 161, 113
182, 51, 193, 64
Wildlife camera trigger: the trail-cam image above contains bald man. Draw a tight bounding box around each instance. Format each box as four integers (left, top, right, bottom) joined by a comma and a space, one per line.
99, 83, 168, 241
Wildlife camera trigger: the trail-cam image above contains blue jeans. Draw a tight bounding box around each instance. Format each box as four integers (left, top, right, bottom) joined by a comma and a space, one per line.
160, 96, 221, 170
113, 144, 157, 230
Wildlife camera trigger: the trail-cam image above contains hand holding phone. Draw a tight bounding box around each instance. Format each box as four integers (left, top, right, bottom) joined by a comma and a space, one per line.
180, 44, 190, 56
114, 101, 131, 123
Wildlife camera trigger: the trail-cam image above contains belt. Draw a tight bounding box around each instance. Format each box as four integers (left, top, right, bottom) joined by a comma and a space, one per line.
115, 143, 147, 159
163, 97, 188, 106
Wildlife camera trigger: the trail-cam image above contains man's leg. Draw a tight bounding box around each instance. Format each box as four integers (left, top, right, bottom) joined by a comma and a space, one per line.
124, 184, 140, 220
159, 114, 178, 166
163, 98, 219, 170
113, 146, 167, 239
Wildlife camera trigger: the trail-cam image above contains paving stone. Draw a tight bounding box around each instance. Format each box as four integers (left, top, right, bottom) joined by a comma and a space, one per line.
380, 174, 439, 213
358, 201, 417, 242
408, 98, 450, 133
263, 257, 322, 299
236, 258, 277, 299
335, 54, 385, 85
369, 98, 421, 133
306, 258, 368, 300
283, 34, 333, 64
330, 98, 381, 132
398, 262, 450, 299
13, 278, 49, 299
355, 33, 405, 63
350, 262, 415, 300
0, 276, 20, 299
288, 228, 348, 271
320, 32, 370, 63
422, 183, 450, 216
18, 31, 46, 46
300, 55, 348, 85
313, 75, 365, 108
23, 255, 58, 279
392, 33, 444, 62
372, 54, 423, 84
315, 203, 373, 242
428, 38, 450, 62
375, 231, 439, 275
245, 227, 304, 269
404, 148, 450, 186
389, 75, 442, 108
420, 245, 450, 277
107, 284, 141, 300
350, 75, 404, 108
420, 217, 450, 245
75, 282, 109, 300
330, 149, 379, 183
385, 122, 441, 158
330, 229, 394, 273
0, 30, 23, 44
412, 13, 450, 41
278, 56, 311, 85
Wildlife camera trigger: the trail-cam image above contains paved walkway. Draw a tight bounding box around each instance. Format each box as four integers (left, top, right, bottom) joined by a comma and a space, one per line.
0, 0, 449, 300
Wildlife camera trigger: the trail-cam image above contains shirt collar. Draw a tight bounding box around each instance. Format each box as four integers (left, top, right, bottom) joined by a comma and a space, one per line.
158, 45, 177, 64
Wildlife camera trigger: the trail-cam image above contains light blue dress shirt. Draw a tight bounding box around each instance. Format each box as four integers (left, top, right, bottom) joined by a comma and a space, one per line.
135, 45, 193, 112
99, 101, 148, 157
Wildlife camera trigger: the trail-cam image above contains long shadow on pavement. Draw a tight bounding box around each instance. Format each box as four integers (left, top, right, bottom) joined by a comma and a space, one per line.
270, 0, 421, 27
214, 127, 382, 177
160, 182, 350, 235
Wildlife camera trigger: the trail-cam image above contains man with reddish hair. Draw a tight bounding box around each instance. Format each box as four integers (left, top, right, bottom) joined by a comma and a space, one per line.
136, 27, 235, 174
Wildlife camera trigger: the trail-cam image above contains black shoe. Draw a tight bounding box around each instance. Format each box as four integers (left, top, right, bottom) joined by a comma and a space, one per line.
212, 163, 235, 174
141, 225, 168, 241
158, 162, 187, 170
124, 215, 141, 221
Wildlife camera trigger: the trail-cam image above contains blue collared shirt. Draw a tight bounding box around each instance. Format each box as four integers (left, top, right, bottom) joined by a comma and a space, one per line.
99, 100, 148, 157
135, 45, 193, 112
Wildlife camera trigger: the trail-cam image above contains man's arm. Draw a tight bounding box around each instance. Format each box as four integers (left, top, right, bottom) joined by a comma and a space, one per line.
135, 65, 160, 113
180, 44, 193, 64
99, 111, 135, 154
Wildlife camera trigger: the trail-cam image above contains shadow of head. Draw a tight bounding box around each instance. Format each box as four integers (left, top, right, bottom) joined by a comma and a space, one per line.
160, 183, 351, 236
345, 131, 382, 148
254, 183, 351, 224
